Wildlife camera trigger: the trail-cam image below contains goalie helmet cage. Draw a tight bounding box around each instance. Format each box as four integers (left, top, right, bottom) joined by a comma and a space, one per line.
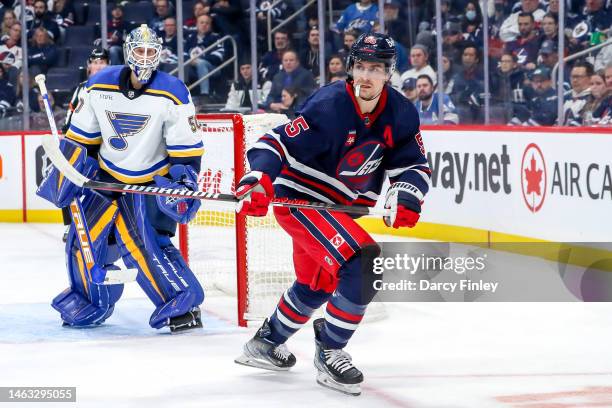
180, 113, 386, 327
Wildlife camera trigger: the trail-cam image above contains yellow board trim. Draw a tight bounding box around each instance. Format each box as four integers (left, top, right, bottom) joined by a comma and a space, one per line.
144, 89, 183, 105
0, 210, 23, 222
99, 161, 170, 184
115, 213, 165, 301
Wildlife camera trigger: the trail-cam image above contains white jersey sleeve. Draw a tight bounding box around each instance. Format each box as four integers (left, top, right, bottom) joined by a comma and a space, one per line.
163, 93, 204, 160
65, 85, 102, 146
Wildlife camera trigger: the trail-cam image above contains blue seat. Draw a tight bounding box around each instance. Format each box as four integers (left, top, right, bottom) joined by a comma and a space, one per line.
68, 46, 94, 68
123, 2, 154, 24
64, 25, 96, 47
46, 70, 80, 92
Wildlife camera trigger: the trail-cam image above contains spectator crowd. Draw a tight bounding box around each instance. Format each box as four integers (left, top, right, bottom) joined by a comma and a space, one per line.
0, 0, 610, 127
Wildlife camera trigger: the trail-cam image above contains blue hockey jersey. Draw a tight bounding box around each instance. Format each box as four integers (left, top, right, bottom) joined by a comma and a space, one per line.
248, 80, 431, 208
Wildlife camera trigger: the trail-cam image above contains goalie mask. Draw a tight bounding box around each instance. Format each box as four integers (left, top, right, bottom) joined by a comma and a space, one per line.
346, 32, 397, 81
123, 24, 162, 84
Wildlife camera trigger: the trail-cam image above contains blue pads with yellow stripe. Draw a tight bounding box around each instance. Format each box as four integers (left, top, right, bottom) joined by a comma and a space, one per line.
36, 139, 98, 208
152, 164, 201, 224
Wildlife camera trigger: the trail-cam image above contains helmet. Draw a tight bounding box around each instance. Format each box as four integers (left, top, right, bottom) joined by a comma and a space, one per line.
346, 32, 397, 79
123, 24, 162, 84
88, 47, 110, 64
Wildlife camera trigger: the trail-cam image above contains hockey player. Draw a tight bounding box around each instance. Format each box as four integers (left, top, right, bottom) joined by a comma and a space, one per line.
234, 33, 430, 395
37, 24, 205, 332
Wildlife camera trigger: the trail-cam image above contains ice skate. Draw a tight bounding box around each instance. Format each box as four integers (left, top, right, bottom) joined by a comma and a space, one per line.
235, 318, 296, 371
168, 307, 203, 333
313, 318, 363, 396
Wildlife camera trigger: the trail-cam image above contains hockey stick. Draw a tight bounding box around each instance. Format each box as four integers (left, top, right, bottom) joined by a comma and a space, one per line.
36, 74, 138, 285
34, 77, 390, 217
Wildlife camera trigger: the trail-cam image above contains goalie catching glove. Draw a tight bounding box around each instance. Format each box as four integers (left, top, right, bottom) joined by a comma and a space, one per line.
383, 182, 422, 228
235, 171, 274, 217
153, 165, 201, 224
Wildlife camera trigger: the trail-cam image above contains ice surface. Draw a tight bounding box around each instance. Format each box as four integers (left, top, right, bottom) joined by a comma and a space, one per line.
1, 223, 611, 408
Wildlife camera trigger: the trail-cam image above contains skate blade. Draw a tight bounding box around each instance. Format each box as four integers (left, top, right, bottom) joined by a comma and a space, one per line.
316, 371, 361, 396
234, 354, 290, 371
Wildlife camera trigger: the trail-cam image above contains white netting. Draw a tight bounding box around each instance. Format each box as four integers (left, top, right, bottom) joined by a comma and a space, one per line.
187, 113, 385, 324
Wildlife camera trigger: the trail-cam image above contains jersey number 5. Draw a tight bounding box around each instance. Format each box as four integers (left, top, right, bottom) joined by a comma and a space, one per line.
284, 116, 309, 138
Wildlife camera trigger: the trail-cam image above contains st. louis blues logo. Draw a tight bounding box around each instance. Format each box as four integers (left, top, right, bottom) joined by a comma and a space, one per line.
105, 111, 150, 150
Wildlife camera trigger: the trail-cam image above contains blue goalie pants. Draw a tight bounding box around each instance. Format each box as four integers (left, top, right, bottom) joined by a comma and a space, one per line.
52, 190, 204, 328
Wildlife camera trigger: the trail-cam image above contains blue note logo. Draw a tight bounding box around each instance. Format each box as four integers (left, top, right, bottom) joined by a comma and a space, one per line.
105, 111, 150, 150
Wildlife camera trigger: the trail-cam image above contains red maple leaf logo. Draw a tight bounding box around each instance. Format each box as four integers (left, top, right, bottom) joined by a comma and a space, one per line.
524, 154, 543, 195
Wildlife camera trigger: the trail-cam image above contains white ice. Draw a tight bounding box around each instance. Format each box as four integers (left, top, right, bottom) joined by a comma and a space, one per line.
1, 223, 612, 408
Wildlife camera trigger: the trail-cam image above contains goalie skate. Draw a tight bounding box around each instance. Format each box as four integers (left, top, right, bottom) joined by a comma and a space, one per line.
234, 319, 296, 371
313, 318, 363, 396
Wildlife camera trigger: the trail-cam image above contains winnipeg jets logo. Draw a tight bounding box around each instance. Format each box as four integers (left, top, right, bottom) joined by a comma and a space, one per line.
337, 142, 385, 191
339, 144, 383, 177
106, 111, 150, 150
364, 36, 377, 45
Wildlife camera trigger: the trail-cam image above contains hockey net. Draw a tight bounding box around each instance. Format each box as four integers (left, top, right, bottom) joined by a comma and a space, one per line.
180, 113, 385, 326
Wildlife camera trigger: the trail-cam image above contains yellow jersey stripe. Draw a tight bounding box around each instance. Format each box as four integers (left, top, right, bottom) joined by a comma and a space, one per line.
167, 148, 205, 158
115, 213, 165, 301
66, 130, 102, 145
87, 84, 121, 92
99, 161, 170, 183
144, 89, 183, 105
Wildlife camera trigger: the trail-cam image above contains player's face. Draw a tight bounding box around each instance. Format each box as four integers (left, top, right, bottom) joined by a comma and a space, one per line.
352, 60, 387, 99
88, 59, 109, 77
133, 46, 159, 65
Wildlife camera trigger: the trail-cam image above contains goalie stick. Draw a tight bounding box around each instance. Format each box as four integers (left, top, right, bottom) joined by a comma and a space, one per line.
35, 78, 391, 217
36, 74, 138, 285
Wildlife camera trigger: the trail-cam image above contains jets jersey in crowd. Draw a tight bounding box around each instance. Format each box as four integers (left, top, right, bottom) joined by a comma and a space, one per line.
65, 65, 204, 183
248, 80, 431, 208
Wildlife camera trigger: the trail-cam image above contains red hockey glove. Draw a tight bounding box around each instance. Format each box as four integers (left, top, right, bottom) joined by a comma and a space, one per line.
235, 171, 274, 216
383, 183, 422, 229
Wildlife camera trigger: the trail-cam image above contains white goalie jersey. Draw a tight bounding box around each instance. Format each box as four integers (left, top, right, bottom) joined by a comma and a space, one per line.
65, 65, 204, 183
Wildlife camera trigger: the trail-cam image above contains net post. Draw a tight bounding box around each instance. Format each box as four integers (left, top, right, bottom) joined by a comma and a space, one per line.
233, 113, 248, 327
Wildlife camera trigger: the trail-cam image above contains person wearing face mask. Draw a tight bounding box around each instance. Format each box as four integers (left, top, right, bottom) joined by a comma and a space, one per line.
461, 0, 484, 45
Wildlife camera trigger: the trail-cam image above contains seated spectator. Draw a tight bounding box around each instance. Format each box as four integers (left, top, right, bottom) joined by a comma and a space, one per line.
582, 70, 611, 126
460, 0, 484, 45
540, 13, 561, 44
605, 63, 612, 88
275, 86, 302, 119
563, 60, 594, 126
0, 64, 15, 118
104, 5, 127, 65
327, 54, 346, 83
442, 22, 464, 67
568, 0, 611, 54
149, 0, 173, 35
299, 25, 331, 81
224, 60, 270, 112
441, 53, 458, 94
401, 77, 417, 104
538, 40, 570, 91
185, 1, 210, 28
492, 52, 527, 117
500, 0, 546, 42
383, 0, 409, 46
414, 74, 459, 125
504, 12, 541, 71
333, 0, 378, 34
509, 66, 557, 126
259, 29, 291, 83
451, 43, 484, 123
255, 0, 294, 42
51, 0, 76, 42
210, 0, 243, 42
185, 14, 225, 99
28, 27, 58, 75
400, 44, 436, 86
264, 49, 315, 111
1, 9, 16, 39
0, 51, 19, 88
159, 16, 179, 71
337, 29, 359, 62
0, 23, 23, 69
28, 0, 60, 43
